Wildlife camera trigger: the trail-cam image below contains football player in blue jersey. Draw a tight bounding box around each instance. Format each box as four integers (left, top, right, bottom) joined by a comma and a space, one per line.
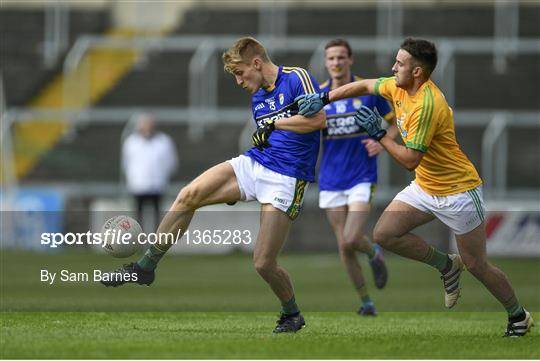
100, 37, 326, 333
318, 39, 398, 316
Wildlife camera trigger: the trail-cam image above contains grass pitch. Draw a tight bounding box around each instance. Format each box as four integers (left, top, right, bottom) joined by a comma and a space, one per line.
1, 251, 539, 358
2, 312, 538, 359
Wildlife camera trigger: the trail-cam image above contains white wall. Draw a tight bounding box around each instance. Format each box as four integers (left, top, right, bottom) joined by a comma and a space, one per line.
1, 0, 195, 32
112, 1, 197, 32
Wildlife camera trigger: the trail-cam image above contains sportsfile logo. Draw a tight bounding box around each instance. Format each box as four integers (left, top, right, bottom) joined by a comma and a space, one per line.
40, 229, 253, 248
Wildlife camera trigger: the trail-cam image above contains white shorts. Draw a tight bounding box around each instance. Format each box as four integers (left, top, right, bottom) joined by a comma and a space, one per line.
394, 181, 485, 235
319, 182, 376, 209
227, 155, 309, 220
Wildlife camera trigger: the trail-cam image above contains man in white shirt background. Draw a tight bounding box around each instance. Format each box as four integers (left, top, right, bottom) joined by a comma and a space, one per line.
122, 113, 178, 231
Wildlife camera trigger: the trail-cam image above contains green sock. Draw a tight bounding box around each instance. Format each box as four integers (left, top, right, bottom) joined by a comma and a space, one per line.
503, 295, 524, 319
421, 246, 450, 272
357, 284, 371, 304
136, 244, 166, 271
281, 296, 300, 316
364, 236, 376, 258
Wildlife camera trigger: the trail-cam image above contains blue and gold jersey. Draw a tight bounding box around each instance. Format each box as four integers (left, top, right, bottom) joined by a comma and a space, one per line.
319, 76, 394, 191
245, 66, 321, 182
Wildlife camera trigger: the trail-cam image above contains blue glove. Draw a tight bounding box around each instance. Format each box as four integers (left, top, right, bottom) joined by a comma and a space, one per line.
294, 92, 330, 117
252, 119, 275, 150
354, 105, 387, 141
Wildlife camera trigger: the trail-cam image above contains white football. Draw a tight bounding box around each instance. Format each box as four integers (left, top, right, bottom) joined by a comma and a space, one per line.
101, 215, 143, 258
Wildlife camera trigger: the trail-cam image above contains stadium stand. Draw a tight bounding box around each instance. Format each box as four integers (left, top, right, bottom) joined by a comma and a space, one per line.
456, 54, 540, 110
83, 4, 540, 111
176, 7, 259, 35
97, 52, 193, 107
0, 8, 110, 106
4, 3, 539, 191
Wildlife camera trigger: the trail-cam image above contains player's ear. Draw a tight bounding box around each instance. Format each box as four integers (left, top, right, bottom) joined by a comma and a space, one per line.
252, 57, 262, 71
412, 65, 423, 79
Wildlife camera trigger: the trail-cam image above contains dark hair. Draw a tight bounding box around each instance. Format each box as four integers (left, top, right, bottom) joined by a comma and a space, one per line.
400, 37, 437, 77
324, 38, 352, 58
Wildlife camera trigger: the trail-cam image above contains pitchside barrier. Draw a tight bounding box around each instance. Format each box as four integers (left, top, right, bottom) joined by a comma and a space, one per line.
450, 201, 540, 257
2, 190, 538, 256
0, 187, 64, 251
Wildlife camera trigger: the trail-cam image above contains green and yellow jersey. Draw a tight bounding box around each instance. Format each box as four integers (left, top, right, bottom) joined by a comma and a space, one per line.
375, 76, 482, 196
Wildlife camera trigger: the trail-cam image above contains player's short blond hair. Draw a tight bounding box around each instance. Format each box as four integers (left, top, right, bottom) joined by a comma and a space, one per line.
222, 37, 270, 73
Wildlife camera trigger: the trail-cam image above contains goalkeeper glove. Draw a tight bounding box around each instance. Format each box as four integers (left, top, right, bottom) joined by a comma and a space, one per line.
354, 105, 387, 141
295, 92, 330, 117
252, 119, 275, 150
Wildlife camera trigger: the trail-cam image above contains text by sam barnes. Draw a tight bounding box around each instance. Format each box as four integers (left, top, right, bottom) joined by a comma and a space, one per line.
40, 269, 137, 284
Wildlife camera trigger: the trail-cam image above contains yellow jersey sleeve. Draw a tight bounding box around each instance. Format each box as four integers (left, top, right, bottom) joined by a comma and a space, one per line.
403, 86, 436, 153
374, 77, 396, 102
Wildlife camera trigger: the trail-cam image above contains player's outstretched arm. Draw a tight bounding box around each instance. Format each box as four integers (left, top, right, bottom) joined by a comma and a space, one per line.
251, 111, 325, 150
275, 110, 326, 133
329, 78, 377, 103
296, 79, 377, 117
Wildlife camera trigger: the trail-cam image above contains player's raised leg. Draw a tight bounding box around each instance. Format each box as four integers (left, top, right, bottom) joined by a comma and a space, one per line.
455, 223, 534, 337
373, 200, 464, 308
100, 162, 241, 287
373, 200, 435, 261
254, 204, 304, 333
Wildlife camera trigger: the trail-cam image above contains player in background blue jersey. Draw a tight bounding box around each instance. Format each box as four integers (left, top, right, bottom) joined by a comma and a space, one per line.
100, 37, 326, 333
318, 39, 399, 316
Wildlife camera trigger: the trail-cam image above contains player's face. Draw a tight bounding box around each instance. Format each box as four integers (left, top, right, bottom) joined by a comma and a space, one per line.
325, 46, 352, 80
392, 49, 416, 88
232, 61, 262, 94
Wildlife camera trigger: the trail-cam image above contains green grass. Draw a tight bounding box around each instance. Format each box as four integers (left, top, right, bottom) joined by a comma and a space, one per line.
1, 251, 539, 358
1, 312, 538, 359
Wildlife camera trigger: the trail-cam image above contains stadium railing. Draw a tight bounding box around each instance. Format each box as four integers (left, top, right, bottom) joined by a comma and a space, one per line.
2, 33, 539, 203
2, 107, 539, 203
62, 35, 540, 115
37, 0, 524, 69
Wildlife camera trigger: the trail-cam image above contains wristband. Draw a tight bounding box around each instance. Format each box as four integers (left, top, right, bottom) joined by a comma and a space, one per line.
265, 119, 276, 131
373, 129, 387, 141
320, 92, 330, 105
